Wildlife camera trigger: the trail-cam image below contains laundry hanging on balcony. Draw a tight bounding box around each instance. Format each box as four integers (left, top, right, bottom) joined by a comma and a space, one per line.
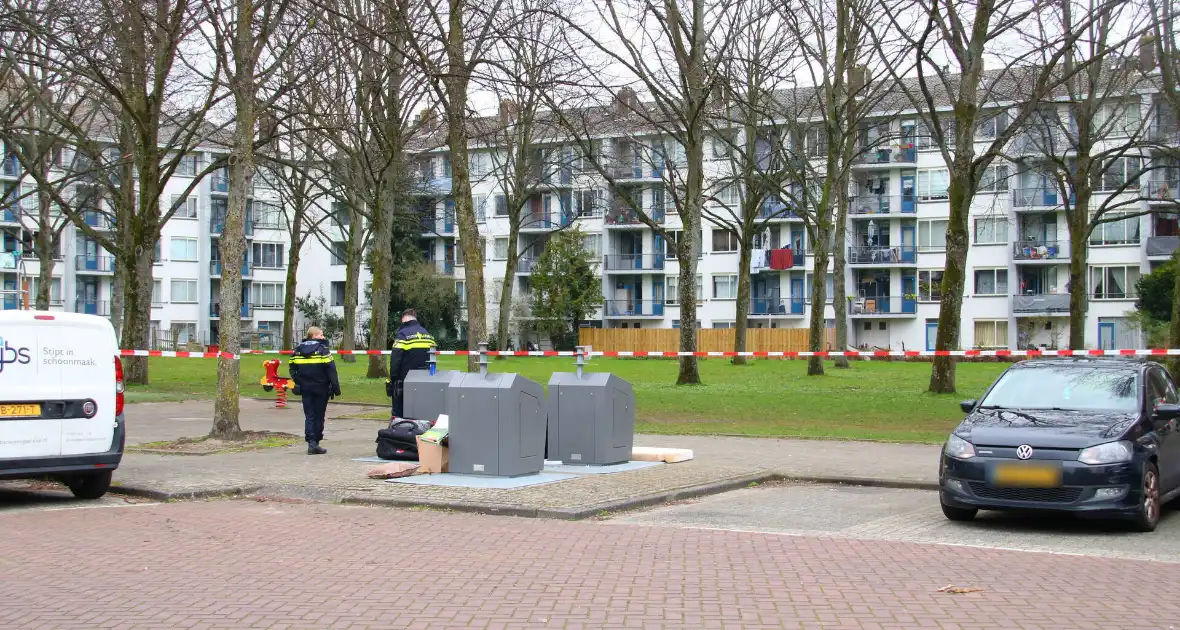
751, 248, 770, 272
769, 247, 794, 270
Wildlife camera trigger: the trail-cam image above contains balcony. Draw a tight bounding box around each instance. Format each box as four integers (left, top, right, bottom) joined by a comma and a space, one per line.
210, 259, 251, 278
1011, 188, 1067, 211
1012, 293, 1070, 314
74, 300, 111, 316
848, 296, 917, 317
1147, 125, 1180, 145
852, 146, 917, 168
609, 163, 662, 182
1148, 236, 1179, 259
521, 211, 574, 231
211, 170, 229, 193
515, 257, 536, 274
82, 210, 115, 230
1, 154, 18, 178
848, 245, 916, 265
410, 173, 452, 195
604, 254, 665, 272
849, 195, 916, 216
605, 202, 663, 226
210, 303, 255, 318
1142, 180, 1180, 204
750, 247, 804, 271
750, 296, 805, 316
75, 255, 115, 273
603, 299, 665, 317
1009, 130, 1067, 156
432, 259, 455, 276
210, 215, 255, 236
756, 198, 799, 220
0, 206, 18, 223
1012, 240, 1068, 262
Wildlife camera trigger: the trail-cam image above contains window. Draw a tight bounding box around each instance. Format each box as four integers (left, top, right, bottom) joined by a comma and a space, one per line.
1089, 213, 1141, 246
330, 242, 346, 265
170, 237, 197, 261
711, 229, 739, 253
493, 237, 509, 260
456, 280, 466, 306
975, 110, 1010, 140
1099, 157, 1142, 192
804, 272, 835, 304
251, 242, 285, 268
916, 169, 949, 200
974, 217, 1009, 244
332, 202, 350, 230
713, 184, 738, 206
473, 195, 487, 222
171, 279, 198, 303
974, 320, 1009, 349
712, 321, 734, 329
577, 189, 601, 217
582, 233, 602, 258
712, 274, 738, 299
154, 240, 161, 263
978, 165, 1011, 193
175, 153, 199, 176
495, 195, 508, 217
804, 126, 828, 157
329, 281, 347, 307
1098, 102, 1143, 137
254, 282, 284, 308
918, 270, 943, 301
665, 274, 703, 304
490, 278, 503, 303
171, 322, 197, 345
918, 220, 947, 252
170, 195, 198, 219
152, 280, 163, 306
1090, 265, 1141, 300
20, 185, 36, 211
974, 269, 1009, 295
253, 201, 282, 228
30, 277, 62, 305
470, 151, 490, 177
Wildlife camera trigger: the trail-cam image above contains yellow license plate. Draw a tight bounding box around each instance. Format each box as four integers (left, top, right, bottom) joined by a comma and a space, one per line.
992, 462, 1062, 488
0, 404, 41, 417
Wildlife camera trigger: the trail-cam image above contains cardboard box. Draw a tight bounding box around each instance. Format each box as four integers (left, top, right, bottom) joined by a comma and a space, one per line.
416, 435, 449, 473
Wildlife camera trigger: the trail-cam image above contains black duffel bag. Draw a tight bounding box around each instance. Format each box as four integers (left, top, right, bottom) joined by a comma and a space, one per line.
375, 418, 433, 461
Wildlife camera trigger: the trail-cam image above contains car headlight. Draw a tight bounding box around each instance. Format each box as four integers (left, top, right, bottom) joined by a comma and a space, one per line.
944, 434, 976, 459
1077, 441, 1133, 465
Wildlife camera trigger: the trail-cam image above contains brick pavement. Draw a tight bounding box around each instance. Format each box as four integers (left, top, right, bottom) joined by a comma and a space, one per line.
1, 500, 1177, 629
113, 400, 942, 517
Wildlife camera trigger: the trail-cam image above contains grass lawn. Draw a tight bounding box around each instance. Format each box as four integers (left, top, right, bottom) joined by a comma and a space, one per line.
126, 356, 1008, 443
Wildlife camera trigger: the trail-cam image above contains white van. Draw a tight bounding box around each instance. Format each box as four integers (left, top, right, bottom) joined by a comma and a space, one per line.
0, 311, 125, 499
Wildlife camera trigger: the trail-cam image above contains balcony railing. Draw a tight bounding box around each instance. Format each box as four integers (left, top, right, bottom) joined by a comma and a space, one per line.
853, 146, 917, 165
605, 202, 663, 226
604, 299, 665, 317
74, 255, 115, 272
1012, 294, 1070, 313
751, 247, 804, 270
2, 154, 19, 177
74, 300, 111, 316
1, 206, 18, 223
1012, 188, 1065, 208
1142, 180, 1180, 202
516, 257, 536, 274
848, 245, 916, 264
750, 296, 805, 316
1147, 125, 1180, 144
210, 259, 251, 277
604, 254, 666, 271
211, 171, 229, 193
432, 259, 455, 276
210, 303, 255, 318
756, 198, 799, 220
210, 216, 255, 236
1147, 236, 1179, 257
1012, 241, 1067, 260
1092, 288, 1138, 300
609, 163, 662, 180
848, 296, 917, 315
849, 194, 918, 216
521, 211, 574, 230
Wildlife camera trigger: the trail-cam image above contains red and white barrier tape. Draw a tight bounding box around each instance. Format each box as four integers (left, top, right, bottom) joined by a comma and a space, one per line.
119, 348, 1180, 360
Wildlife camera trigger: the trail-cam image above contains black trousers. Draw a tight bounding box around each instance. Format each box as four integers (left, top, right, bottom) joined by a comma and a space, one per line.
301, 390, 329, 443
390, 380, 404, 418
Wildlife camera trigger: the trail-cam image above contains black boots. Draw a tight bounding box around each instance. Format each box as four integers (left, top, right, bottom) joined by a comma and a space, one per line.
307, 440, 327, 455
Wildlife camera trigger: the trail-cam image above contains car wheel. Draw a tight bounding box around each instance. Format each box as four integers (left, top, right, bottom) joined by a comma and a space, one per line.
941, 501, 978, 522
1131, 463, 1161, 533
66, 470, 113, 500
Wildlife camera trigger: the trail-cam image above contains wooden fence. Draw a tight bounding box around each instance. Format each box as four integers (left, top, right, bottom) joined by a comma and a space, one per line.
578, 327, 836, 354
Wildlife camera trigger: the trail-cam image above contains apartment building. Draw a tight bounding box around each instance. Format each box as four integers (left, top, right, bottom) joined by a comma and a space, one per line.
414, 89, 1177, 352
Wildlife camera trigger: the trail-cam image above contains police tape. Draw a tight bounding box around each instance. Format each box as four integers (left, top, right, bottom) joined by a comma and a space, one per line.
118, 348, 1180, 360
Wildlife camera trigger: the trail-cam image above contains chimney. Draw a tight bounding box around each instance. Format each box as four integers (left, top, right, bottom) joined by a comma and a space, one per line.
615, 87, 638, 115
499, 99, 519, 124
848, 66, 867, 93
1140, 34, 1158, 73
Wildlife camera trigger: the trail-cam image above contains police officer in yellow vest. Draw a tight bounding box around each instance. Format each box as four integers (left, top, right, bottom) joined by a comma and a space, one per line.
289, 326, 340, 455
388, 309, 437, 418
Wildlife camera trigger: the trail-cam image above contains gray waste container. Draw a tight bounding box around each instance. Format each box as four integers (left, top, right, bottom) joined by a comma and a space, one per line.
546, 372, 634, 465
447, 372, 546, 476
403, 369, 462, 421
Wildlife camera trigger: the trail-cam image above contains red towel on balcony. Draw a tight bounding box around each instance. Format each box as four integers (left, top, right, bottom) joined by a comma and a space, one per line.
769, 248, 793, 270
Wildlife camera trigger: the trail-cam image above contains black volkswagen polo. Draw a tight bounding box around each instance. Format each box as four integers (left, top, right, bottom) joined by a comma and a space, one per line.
940, 358, 1180, 531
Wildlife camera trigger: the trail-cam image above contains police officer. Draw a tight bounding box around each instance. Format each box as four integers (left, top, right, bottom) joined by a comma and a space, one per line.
289, 326, 341, 455
388, 309, 437, 418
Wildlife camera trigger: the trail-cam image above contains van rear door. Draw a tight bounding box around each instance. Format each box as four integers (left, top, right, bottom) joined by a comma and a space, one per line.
56, 314, 118, 456
0, 313, 64, 459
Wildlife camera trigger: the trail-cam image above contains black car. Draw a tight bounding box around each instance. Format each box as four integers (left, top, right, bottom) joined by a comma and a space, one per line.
940, 358, 1180, 531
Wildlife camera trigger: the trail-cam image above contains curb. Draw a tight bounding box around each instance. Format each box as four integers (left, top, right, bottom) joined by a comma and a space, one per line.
111, 484, 263, 502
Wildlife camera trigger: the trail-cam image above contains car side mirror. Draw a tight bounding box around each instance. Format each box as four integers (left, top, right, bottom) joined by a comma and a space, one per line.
960, 400, 978, 413
1156, 403, 1180, 419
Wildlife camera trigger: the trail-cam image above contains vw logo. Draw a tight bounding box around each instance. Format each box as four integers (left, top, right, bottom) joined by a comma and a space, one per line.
1016, 444, 1034, 460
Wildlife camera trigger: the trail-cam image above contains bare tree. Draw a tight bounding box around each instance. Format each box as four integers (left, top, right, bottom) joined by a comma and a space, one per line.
868, 0, 1127, 392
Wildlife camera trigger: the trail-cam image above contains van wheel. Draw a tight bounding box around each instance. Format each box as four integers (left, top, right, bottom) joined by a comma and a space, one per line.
66, 471, 112, 500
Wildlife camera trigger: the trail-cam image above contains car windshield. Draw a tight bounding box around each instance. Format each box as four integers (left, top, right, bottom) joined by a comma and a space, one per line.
979, 365, 1139, 412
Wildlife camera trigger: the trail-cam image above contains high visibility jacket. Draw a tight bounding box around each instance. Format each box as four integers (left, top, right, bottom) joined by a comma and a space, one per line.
289, 339, 340, 395
389, 320, 436, 382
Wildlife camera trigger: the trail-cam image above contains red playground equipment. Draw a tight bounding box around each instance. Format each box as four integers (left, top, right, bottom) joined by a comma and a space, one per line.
260, 359, 294, 408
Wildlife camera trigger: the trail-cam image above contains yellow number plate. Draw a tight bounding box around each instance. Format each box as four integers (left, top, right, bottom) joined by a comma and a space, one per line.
0, 404, 41, 417
992, 462, 1062, 488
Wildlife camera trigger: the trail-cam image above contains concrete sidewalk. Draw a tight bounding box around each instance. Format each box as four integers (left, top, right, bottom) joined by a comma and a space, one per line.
114, 399, 943, 518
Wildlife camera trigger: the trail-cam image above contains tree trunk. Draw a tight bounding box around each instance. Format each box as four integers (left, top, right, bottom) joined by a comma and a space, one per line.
120, 253, 153, 384
807, 223, 830, 376
339, 206, 364, 363
282, 232, 301, 350
497, 225, 520, 356
366, 182, 395, 379
832, 180, 850, 368
929, 175, 970, 394
35, 189, 54, 311
732, 232, 752, 366
1068, 195, 1090, 350
110, 262, 124, 335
